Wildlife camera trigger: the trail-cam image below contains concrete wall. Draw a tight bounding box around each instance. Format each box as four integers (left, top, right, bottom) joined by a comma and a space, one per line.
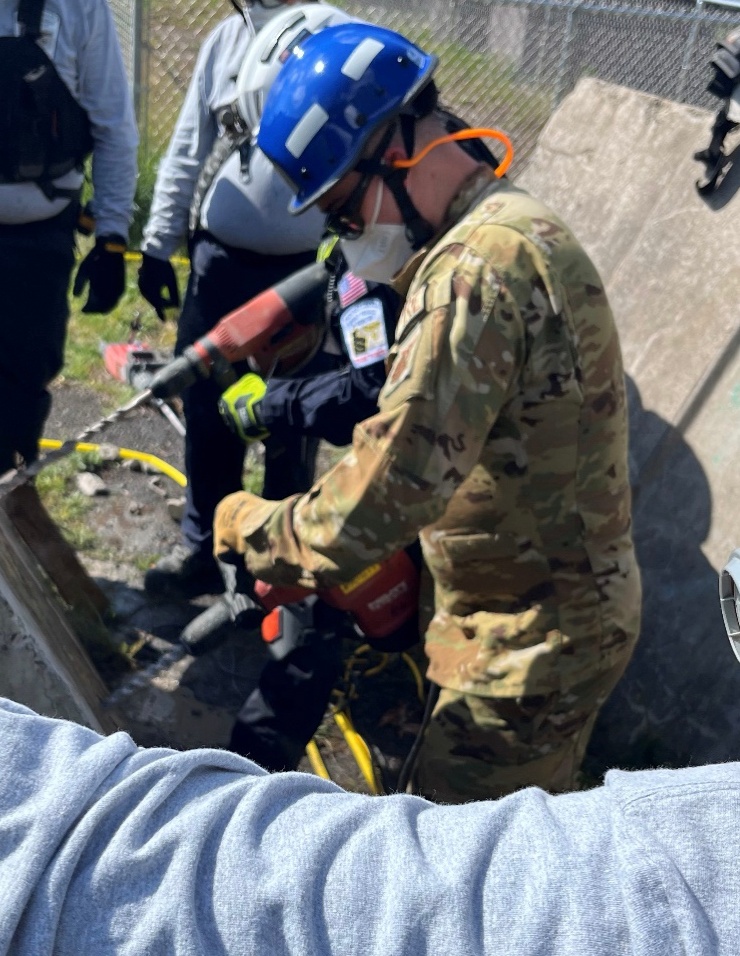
519, 78, 740, 769
0, 494, 117, 734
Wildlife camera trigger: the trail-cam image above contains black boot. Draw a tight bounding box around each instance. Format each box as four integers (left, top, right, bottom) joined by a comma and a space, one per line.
144, 544, 225, 599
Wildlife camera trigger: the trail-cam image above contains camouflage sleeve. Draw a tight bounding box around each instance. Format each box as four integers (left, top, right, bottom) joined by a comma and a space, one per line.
219, 238, 530, 588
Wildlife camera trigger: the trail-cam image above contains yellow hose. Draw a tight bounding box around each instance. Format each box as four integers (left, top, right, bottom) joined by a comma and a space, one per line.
401, 652, 425, 703
305, 739, 332, 781
333, 709, 382, 795
40, 432, 417, 795
38, 438, 187, 488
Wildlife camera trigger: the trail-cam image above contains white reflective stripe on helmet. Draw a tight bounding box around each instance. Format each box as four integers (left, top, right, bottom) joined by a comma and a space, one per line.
341, 38, 384, 81
286, 103, 329, 159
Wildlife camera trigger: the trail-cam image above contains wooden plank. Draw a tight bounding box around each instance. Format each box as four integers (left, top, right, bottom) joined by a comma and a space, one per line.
2, 484, 109, 616
0, 493, 118, 734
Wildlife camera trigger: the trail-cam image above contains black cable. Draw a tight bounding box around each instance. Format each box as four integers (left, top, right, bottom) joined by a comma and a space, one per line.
395, 679, 440, 794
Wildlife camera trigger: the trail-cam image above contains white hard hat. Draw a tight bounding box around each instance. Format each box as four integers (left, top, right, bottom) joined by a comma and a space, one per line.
236, 3, 356, 132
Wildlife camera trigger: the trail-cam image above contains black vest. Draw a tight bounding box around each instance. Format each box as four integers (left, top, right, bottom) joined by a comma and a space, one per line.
0, 0, 93, 198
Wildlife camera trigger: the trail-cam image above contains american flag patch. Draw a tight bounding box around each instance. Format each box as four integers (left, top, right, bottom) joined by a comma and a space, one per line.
338, 271, 368, 308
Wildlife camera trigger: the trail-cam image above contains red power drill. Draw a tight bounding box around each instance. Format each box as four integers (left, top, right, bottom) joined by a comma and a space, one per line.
180, 548, 421, 661
146, 260, 329, 401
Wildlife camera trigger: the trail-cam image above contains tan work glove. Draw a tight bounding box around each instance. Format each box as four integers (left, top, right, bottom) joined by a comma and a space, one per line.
213, 491, 281, 564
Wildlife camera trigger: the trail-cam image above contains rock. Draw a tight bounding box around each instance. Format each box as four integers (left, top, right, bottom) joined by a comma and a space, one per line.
166, 496, 186, 522
148, 476, 167, 498
123, 458, 161, 476
97, 443, 120, 462
76, 472, 108, 497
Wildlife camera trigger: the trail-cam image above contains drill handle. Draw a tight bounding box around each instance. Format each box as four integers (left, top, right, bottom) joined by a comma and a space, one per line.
148, 351, 202, 399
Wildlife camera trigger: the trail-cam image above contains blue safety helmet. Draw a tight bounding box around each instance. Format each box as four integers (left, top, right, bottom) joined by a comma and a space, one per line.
256, 22, 437, 213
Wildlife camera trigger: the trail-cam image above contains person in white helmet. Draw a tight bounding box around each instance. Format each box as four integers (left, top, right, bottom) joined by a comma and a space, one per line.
139, 2, 354, 600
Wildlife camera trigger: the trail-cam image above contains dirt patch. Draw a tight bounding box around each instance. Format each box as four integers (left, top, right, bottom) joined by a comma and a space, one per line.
41, 380, 425, 793
44, 380, 185, 578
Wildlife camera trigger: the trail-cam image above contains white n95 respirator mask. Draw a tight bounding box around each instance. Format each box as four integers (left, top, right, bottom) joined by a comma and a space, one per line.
340, 180, 415, 284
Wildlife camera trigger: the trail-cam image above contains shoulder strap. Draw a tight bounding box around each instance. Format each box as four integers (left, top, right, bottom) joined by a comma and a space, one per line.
17, 0, 46, 38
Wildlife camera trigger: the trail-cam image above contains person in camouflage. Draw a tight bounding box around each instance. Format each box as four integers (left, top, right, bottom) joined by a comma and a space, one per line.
213, 22, 642, 802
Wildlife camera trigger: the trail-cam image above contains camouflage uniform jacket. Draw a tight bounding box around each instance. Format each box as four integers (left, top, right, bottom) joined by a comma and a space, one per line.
216, 171, 642, 698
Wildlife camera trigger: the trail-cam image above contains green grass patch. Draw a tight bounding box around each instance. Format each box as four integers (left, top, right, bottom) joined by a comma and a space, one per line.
242, 450, 265, 495
34, 454, 98, 552
132, 552, 162, 573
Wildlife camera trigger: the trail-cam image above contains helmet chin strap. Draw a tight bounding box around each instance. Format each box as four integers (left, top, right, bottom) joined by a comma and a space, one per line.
383, 113, 436, 250
354, 116, 435, 251
232, 0, 291, 22
381, 167, 435, 250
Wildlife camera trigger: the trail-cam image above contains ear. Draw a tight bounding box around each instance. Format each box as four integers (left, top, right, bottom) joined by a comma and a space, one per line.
383, 144, 409, 167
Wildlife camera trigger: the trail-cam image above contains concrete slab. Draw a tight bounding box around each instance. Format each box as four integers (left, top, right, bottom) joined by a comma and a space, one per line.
519, 77, 740, 433
0, 488, 117, 733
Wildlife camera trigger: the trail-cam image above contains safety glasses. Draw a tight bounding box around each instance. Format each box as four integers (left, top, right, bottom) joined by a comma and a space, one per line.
323, 123, 398, 240
324, 170, 375, 240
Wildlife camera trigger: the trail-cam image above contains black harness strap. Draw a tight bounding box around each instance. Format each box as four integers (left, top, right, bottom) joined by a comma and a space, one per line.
17, 0, 45, 38
354, 117, 435, 251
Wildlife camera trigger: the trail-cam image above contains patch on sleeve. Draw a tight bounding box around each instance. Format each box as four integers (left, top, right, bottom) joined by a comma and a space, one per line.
339, 298, 389, 368
383, 322, 422, 395
404, 284, 427, 321
338, 271, 369, 308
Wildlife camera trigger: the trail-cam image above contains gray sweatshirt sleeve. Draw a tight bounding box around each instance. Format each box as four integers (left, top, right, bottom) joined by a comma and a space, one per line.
77, 0, 138, 240
0, 696, 737, 956
141, 16, 248, 260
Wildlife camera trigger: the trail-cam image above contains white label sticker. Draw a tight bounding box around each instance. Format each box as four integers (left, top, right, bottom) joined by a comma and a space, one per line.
339, 298, 389, 368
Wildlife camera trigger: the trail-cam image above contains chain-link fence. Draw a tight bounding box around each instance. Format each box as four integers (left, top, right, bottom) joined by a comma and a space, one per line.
131, 0, 740, 176
109, 0, 141, 114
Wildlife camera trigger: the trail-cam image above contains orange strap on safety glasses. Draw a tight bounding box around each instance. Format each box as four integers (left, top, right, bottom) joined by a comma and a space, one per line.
391, 128, 514, 178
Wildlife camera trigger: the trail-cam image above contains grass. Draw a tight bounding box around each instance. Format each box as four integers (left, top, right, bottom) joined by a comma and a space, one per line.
34, 454, 99, 552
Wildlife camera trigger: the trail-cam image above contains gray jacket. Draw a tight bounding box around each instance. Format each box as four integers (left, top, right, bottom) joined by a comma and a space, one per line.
0, 695, 737, 955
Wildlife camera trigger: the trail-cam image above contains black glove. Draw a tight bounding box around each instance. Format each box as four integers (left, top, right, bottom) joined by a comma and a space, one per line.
138, 253, 180, 321
72, 235, 127, 314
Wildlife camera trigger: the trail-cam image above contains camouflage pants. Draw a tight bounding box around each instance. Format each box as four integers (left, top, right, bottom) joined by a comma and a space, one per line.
411, 660, 630, 804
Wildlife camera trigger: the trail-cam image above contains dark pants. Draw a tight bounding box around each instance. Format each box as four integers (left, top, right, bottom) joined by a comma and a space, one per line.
176, 232, 316, 556
0, 204, 77, 473
229, 634, 343, 772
